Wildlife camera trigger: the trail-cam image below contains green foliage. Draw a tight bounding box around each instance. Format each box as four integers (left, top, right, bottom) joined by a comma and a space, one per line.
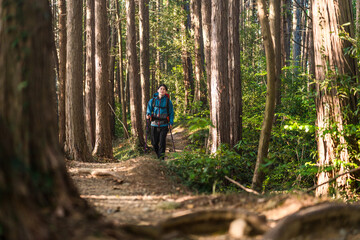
177, 107, 212, 149
263, 115, 317, 190
113, 102, 131, 139
166, 145, 253, 193
113, 137, 143, 161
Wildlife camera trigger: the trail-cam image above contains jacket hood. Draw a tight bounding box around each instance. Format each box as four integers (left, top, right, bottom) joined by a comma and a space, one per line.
153, 92, 170, 98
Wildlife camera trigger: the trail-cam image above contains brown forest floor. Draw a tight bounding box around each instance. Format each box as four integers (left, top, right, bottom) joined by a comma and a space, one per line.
66, 126, 355, 240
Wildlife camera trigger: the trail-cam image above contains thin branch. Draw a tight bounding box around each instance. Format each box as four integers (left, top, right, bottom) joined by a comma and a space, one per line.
291, 37, 309, 49
293, 0, 312, 21
225, 176, 260, 195
108, 102, 129, 139
306, 167, 360, 193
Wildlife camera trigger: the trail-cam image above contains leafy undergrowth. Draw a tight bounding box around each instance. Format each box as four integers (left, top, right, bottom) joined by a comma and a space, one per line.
167, 147, 253, 194
113, 137, 143, 161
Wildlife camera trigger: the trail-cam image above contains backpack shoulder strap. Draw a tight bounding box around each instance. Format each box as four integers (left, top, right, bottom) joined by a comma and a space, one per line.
152, 97, 156, 109
166, 97, 169, 116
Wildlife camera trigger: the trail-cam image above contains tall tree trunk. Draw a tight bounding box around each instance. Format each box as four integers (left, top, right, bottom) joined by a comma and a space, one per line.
201, 0, 211, 107
191, 0, 203, 103
308, 1, 315, 82
202, 0, 212, 149
65, 0, 93, 162
0, 0, 90, 236
0, 2, 134, 238
140, 0, 150, 127
92, 0, 113, 158
58, 0, 67, 150
284, 0, 292, 66
155, 0, 162, 84
251, 0, 277, 191
182, 0, 194, 113
293, 0, 304, 68
301, 0, 309, 71
210, 0, 230, 153
228, 0, 242, 147
357, 0, 360, 38
115, 0, 128, 135
126, 0, 145, 147
269, 0, 282, 107
312, 0, 357, 196
109, 27, 117, 137
85, 0, 96, 150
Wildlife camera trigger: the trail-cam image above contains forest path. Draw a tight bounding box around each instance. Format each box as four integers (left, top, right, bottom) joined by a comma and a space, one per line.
67, 126, 328, 239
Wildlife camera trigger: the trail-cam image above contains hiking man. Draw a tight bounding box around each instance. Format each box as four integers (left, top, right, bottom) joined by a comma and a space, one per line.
146, 84, 174, 159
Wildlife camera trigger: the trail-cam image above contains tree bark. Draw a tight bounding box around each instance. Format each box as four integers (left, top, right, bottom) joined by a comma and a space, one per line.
0, 1, 94, 238
201, 0, 211, 107
58, 0, 67, 150
293, 0, 304, 68
312, 0, 357, 196
65, 0, 93, 162
155, 0, 162, 84
0, 2, 136, 238
201, 0, 212, 150
269, 0, 282, 107
357, 0, 360, 38
210, 0, 230, 153
126, 0, 145, 147
191, 0, 203, 104
228, 0, 242, 147
140, 0, 150, 127
182, 0, 194, 113
109, 26, 117, 138
92, 0, 113, 158
85, 0, 96, 150
115, 0, 128, 135
251, 0, 277, 191
308, 1, 315, 82
283, 0, 292, 67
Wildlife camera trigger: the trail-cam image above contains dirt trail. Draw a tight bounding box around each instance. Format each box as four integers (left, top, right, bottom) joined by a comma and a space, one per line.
67, 126, 329, 239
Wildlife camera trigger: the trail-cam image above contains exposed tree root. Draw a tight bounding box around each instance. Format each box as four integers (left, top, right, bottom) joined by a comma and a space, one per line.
122, 209, 269, 239
263, 203, 360, 240
68, 168, 124, 183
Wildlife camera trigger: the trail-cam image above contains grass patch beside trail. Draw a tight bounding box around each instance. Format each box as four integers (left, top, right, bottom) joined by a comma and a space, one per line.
113, 137, 143, 161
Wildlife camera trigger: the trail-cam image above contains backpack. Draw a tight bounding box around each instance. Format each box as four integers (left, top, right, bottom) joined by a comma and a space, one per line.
151, 96, 170, 124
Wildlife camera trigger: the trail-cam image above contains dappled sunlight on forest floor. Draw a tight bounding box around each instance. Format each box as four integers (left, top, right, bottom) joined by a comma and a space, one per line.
66, 126, 359, 240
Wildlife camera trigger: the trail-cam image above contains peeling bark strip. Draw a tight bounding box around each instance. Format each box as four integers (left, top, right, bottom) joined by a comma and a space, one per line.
263, 203, 360, 240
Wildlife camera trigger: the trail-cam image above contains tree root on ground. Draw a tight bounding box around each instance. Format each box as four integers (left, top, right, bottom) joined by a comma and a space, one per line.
68, 168, 124, 182
122, 208, 269, 239
263, 203, 360, 240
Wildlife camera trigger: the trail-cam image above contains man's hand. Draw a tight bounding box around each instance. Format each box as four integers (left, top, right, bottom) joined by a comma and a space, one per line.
169, 125, 172, 130
146, 115, 151, 120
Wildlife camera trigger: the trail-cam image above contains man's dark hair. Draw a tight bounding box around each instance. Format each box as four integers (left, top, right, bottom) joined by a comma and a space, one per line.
158, 84, 168, 91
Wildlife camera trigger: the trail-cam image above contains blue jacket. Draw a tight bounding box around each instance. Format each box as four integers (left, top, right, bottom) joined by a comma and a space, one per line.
146, 92, 174, 127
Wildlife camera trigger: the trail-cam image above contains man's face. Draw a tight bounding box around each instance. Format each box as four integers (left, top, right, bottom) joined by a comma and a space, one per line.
158, 86, 167, 97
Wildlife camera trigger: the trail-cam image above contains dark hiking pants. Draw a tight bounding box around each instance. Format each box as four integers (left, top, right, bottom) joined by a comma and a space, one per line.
151, 126, 168, 159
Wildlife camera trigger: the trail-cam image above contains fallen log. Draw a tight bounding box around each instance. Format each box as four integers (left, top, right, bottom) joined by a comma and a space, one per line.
263, 203, 360, 240
123, 209, 269, 239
